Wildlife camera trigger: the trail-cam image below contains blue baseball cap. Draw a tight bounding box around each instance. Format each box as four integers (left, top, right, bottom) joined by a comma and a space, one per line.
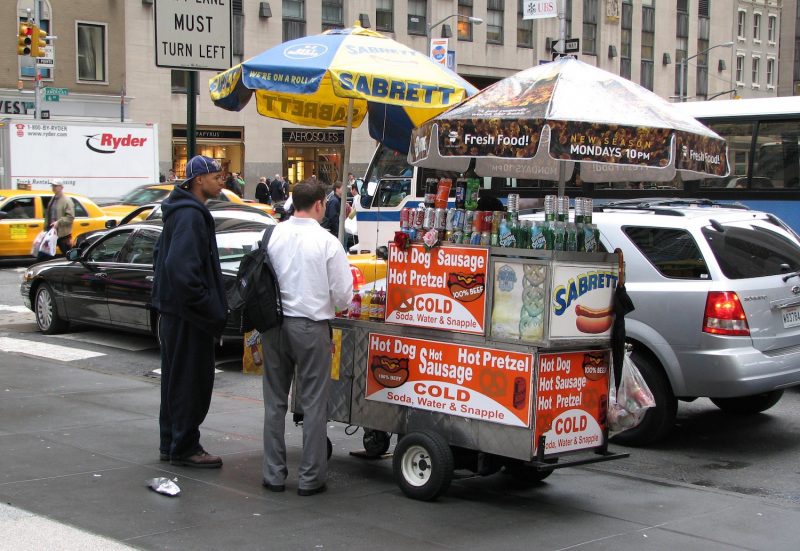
180, 155, 221, 188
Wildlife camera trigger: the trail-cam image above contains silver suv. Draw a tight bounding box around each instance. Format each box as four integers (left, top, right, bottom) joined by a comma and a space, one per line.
586, 199, 800, 445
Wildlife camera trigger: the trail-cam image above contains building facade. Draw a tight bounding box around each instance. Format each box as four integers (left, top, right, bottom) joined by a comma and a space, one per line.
0, 1, 788, 196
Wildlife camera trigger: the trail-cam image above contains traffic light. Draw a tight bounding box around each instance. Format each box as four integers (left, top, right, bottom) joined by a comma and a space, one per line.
29, 25, 47, 58
17, 22, 33, 56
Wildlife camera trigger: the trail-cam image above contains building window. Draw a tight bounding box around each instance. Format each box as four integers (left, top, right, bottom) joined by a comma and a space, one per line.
517, 0, 533, 48
752, 56, 760, 86
736, 54, 744, 84
753, 12, 761, 42
582, 0, 598, 55
767, 15, 777, 43
620, 0, 632, 79
457, 0, 474, 41
376, 0, 393, 32
487, 0, 503, 45
283, 0, 306, 41
18, 0, 52, 80
766, 58, 775, 87
171, 70, 191, 94
698, 0, 709, 18
321, 0, 343, 31
737, 10, 746, 40
565, 0, 573, 38
76, 22, 106, 82
675, 0, 688, 96
232, 0, 244, 60
640, 0, 655, 91
408, 0, 426, 36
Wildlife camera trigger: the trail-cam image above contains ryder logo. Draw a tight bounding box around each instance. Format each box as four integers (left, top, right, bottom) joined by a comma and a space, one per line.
85, 133, 148, 154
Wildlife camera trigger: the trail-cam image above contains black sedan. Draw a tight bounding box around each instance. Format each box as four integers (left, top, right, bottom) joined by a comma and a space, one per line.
21, 217, 273, 341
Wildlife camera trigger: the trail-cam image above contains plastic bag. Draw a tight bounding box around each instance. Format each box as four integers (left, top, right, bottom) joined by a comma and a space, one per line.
30, 230, 47, 256
608, 350, 656, 433
39, 228, 59, 257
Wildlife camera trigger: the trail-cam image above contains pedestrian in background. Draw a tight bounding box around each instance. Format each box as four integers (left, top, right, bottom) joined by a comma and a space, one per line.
38, 180, 74, 261
236, 172, 247, 197
281, 176, 290, 199
152, 155, 228, 468
261, 181, 353, 496
225, 173, 243, 198
255, 176, 270, 204
270, 174, 286, 203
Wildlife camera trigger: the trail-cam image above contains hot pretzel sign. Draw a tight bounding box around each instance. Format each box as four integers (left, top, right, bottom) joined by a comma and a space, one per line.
366, 333, 534, 427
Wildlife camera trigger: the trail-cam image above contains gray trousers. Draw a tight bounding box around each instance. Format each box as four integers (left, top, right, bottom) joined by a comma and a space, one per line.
261, 317, 331, 490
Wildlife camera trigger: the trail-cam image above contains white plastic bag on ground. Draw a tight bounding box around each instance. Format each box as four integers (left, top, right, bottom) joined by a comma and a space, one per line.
39, 228, 59, 257
608, 350, 656, 433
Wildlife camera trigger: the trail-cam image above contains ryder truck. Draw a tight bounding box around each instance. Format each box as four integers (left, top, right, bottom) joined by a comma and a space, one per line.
0, 119, 159, 199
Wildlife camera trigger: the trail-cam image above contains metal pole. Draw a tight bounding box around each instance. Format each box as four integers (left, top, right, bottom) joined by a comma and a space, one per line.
559, 0, 567, 45
33, 1, 41, 120
337, 98, 354, 247
187, 71, 197, 158
678, 58, 685, 102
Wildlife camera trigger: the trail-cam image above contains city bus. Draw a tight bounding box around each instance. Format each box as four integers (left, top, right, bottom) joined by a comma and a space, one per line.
353, 97, 800, 253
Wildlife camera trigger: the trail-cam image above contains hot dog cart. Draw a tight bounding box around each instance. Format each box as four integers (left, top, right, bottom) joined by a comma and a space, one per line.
323, 241, 628, 501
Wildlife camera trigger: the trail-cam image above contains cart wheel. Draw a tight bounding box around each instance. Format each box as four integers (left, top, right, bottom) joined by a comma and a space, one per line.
362, 429, 391, 457
392, 431, 454, 501
503, 458, 558, 485
327, 437, 332, 460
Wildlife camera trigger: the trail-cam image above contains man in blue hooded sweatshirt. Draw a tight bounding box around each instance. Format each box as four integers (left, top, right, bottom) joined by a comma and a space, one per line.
152, 155, 228, 468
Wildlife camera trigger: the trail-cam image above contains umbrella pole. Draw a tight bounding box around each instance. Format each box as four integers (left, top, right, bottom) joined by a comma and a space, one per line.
557, 160, 566, 197
338, 98, 354, 248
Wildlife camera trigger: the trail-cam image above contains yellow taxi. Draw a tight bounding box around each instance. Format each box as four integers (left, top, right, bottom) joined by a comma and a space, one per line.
347, 253, 387, 285
0, 189, 116, 258
99, 184, 274, 219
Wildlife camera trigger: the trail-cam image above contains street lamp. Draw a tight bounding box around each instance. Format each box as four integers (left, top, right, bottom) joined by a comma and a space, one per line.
426, 14, 483, 64
678, 41, 734, 102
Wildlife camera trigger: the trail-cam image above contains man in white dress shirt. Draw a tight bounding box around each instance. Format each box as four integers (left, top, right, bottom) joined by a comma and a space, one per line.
260, 181, 353, 496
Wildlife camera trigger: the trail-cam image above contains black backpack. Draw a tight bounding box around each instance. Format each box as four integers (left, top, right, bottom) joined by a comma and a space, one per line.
228, 225, 283, 333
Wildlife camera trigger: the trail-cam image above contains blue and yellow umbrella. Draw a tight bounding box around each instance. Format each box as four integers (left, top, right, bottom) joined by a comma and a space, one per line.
209, 23, 477, 154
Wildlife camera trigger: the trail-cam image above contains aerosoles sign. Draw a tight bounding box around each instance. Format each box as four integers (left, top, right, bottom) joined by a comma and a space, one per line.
154, 0, 232, 71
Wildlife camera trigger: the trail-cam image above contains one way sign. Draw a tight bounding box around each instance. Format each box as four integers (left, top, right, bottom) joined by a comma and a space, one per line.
551, 38, 580, 54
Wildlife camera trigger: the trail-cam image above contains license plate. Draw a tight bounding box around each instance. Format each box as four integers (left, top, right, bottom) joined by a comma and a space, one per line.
783, 305, 800, 328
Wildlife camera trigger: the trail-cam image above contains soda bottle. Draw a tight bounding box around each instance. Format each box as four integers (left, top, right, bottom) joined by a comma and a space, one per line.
360, 290, 372, 321
553, 195, 567, 251
424, 178, 437, 208
574, 197, 586, 252
464, 168, 480, 211
543, 195, 556, 250
454, 176, 467, 209
369, 289, 383, 321
348, 289, 362, 319
583, 198, 600, 252
531, 221, 546, 249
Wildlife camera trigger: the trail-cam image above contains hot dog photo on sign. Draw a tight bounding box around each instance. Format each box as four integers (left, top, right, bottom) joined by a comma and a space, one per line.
549, 265, 618, 338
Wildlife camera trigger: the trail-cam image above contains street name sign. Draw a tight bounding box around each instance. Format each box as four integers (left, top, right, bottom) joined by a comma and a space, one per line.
154, 0, 232, 71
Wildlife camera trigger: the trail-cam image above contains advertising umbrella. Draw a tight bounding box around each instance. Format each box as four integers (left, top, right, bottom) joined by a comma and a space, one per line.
209, 23, 477, 243
409, 57, 729, 194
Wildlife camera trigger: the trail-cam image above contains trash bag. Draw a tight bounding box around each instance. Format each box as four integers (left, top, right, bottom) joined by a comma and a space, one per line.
608, 349, 656, 433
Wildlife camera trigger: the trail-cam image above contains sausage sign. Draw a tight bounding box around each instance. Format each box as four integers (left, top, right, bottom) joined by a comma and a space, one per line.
386, 243, 488, 335
535, 350, 610, 454
549, 263, 618, 339
366, 333, 534, 427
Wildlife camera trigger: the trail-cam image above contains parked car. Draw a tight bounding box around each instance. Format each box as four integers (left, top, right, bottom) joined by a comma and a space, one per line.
0, 190, 116, 258
98, 183, 275, 219
21, 216, 274, 341
524, 198, 800, 446
75, 200, 275, 248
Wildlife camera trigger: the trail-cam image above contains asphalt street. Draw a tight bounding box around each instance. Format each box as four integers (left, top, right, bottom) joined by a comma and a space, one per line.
1, 262, 800, 549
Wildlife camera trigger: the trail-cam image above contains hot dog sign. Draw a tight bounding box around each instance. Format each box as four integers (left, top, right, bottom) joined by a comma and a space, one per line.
386, 243, 488, 335
366, 333, 534, 427
549, 264, 618, 339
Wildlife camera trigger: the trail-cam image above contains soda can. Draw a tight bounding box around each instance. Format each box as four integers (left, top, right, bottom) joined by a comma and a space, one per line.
445, 208, 455, 231
451, 208, 465, 230
400, 207, 411, 229
469, 231, 482, 245
434, 208, 447, 230
507, 193, 520, 212
492, 211, 504, 233
423, 207, 436, 229
413, 206, 425, 229
472, 211, 484, 233
480, 231, 491, 246
478, 211, 492, 232
450, 230, 463, 244
424, 178, 437, 207
463, 210, 475, 233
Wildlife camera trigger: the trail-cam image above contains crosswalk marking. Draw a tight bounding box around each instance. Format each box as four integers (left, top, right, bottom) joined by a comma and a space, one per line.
50, 331, 158, 352
0, 304, 31, 313
0, 336, 105, 361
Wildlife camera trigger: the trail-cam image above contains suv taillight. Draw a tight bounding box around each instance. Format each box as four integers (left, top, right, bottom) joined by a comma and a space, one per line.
703, 291, 750, 336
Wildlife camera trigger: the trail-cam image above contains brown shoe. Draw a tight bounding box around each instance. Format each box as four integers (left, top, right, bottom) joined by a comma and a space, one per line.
170, 450, 222, 468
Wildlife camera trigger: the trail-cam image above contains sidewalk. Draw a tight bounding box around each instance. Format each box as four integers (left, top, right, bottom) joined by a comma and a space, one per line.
1, 352, 799, 550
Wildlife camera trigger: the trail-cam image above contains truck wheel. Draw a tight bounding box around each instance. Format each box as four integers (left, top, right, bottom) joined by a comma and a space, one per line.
35, 284, 68, 334
362, 429, 391, 457
711, 390, 783, 414
503, 458, 557, 484
393, 431, 453, 501
610, 351, 677, 447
